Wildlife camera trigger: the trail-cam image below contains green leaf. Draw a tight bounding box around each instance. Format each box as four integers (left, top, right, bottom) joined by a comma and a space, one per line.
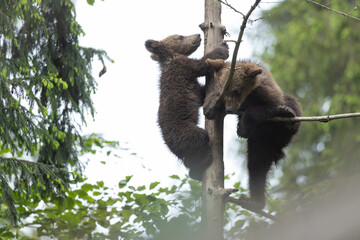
81, 183, 96, 193
2, 231, 15, 238
119, 176, 132, 189
169, 175, 180, 180
87, 0, 95, 5
97, 181, 104, 188
150, 181, 160, 190
93, 191, 102, 196
137, 185, 146, 191
122, 209, 133, 220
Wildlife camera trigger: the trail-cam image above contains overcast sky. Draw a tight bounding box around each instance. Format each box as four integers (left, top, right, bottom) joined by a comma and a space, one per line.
73, 0, 277, 188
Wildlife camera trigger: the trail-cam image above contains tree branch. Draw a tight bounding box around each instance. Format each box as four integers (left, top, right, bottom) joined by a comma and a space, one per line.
218, 0, 245, 17
306, 0, 360, 22
270, 112, 360, 123
218, 0, 262, 104
227, 197, 279, 222
218, 187, 239, 196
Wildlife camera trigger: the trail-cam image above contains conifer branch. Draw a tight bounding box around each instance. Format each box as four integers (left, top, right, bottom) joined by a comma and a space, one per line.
0, 156, 67, 226
270, 112, 360, 122
306, 0, 360, 22
0, 157, 67, 178
0, 174, 18, 226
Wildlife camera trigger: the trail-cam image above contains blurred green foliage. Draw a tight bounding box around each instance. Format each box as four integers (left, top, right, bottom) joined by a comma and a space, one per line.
0, 174, 201, 239
258, 0, 360, 212
0, 171, 268, 239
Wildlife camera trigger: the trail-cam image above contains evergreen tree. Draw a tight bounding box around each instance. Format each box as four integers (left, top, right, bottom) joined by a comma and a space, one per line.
0, 0, 111, 225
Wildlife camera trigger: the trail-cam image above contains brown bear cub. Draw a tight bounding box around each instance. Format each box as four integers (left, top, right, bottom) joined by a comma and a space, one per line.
205, 59, 301, 210
145, 34, 229, 180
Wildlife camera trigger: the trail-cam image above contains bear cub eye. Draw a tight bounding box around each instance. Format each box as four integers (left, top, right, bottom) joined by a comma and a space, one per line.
178, 35, 184, 40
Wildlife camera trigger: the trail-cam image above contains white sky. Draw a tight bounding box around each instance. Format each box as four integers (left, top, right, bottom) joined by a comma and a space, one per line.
73, 0, 277, 188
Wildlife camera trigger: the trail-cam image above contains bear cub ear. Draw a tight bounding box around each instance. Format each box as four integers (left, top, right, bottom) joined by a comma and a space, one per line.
145, 40, 167, 62
248, 67, 263, 78
206, 59, 225, 72
145, 39, 173, 62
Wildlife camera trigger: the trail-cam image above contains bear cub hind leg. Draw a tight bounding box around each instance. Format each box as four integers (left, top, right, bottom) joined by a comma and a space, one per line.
182, 126, 212, 181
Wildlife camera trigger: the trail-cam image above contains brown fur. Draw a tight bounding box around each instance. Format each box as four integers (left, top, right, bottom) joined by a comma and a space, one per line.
205, 59, 302, 210
145, 34, 228, 180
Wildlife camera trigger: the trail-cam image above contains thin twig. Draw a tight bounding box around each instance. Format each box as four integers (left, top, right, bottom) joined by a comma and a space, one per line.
218, 187, 239, 196
249, 14, 271, 24
218, 0, 262, 104
306, 0, 360, 22
227, 197, 279, 222
224, 39, 238, 44
219, 1, 270, 25
218, 0, 245, 17
271, 112, 360, 122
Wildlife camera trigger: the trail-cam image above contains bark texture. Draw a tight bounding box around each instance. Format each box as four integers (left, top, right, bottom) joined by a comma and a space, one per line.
201, 1, 226, 239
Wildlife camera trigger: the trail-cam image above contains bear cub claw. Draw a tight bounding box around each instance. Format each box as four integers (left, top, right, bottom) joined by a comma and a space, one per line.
275, 105, 298, 131
276, 105, 296, 118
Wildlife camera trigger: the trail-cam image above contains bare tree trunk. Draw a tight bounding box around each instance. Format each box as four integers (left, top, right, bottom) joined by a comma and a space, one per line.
201, 1, 226, 239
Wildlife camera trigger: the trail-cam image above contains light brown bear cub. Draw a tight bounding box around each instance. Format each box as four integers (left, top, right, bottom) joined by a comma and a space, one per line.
204, 59, 301, 210
145, 34, 228, 180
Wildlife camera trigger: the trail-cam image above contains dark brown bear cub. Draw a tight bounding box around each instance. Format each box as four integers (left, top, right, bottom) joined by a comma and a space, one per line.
145, 34, 228, 180
205, 59, 301, 210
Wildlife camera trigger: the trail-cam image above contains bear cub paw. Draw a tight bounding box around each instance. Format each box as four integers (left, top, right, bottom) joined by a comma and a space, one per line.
275, 105, 296, 118
206, 42, 229, 60
187, 153, 212, 181
203, 92, 221, 120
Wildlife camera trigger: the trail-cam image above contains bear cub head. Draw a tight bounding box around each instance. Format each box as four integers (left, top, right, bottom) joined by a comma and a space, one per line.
145, 34, 201, 64
206, 59, 263, 114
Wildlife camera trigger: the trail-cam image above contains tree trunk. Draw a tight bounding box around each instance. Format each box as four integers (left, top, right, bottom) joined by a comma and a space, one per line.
201, 1, 226, 239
